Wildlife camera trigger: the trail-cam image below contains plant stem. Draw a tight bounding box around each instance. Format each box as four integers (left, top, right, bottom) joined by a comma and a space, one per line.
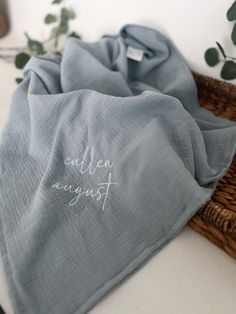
54, 32, 59, 49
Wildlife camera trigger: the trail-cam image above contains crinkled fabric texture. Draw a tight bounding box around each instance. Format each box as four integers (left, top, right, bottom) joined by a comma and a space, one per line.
1, 24, 236, 314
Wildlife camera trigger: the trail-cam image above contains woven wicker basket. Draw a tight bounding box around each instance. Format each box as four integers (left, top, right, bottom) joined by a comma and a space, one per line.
189, 72, 236, 259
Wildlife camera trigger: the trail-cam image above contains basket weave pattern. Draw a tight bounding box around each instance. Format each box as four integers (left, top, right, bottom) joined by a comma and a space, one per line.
189, 72, 236, 259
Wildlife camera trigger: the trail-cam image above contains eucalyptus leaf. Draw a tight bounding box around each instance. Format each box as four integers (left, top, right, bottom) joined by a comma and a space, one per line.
15, 78, 23, 84
221, 60, 236, 80
52, 0, 62, 4
61, 7, 76, 19
216, 42, 226, 59
15, 52, 31, 69
204, 48, 219, 66
29, 40, 44, 54
24, 32, 45, 55
227, 1, 236, 21
44, 14, 57, 24
58, 8, 70, 34
231, 22, 236, 45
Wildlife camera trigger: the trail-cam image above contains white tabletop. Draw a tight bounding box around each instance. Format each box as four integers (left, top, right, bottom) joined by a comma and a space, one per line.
1, 32, 236, 314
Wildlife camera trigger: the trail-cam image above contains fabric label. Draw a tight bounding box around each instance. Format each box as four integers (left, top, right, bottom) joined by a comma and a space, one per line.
126, 46, 144, 62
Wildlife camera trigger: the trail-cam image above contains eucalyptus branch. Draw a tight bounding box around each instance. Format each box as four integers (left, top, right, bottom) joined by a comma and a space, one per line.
204, 1, 236, 80
0, 0, 81, 83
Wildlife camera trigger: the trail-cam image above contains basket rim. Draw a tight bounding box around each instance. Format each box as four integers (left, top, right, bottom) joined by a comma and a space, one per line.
192, 71, 236, 102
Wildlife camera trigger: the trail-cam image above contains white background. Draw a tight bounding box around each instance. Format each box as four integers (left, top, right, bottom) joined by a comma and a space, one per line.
0, 1, 236, 314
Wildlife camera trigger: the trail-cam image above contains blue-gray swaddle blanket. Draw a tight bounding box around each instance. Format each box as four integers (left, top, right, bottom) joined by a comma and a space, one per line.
1, 24, 236, 313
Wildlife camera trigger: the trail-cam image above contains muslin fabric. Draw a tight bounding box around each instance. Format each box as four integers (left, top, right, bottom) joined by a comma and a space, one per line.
0, 24, 236, 314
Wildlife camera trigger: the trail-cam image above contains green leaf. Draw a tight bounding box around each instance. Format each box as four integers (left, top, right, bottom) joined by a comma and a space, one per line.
52, 0, 62, 4
68, 31, 81, 39
231, 22, 236, 45
56, 7, 76, 35
216, 42, 226, 59
44, 14, 57, 24
61, 7, 76, 19
227, 1, 236, 21
204, 48, 219, 66
28, 39, 44, 54
15, 52, 31, 69
221, 60, 236, 80
24, 32, 45, 55
15, 77, 23, 84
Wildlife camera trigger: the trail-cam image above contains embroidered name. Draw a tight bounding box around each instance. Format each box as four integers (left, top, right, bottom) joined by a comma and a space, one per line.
51, 146, 117, 210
